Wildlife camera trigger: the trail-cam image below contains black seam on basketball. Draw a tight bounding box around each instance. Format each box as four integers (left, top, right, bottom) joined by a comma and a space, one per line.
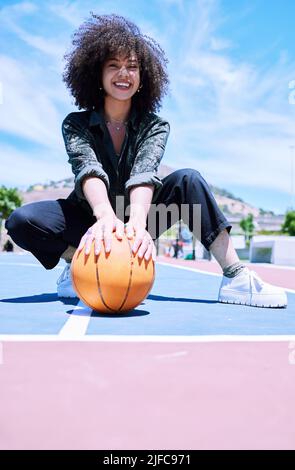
72, 253, 118, 313
95, 259, 117, 313
94, 238, 132, 313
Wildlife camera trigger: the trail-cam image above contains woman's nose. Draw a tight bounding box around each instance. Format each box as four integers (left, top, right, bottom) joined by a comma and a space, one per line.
118, 66, 128, 77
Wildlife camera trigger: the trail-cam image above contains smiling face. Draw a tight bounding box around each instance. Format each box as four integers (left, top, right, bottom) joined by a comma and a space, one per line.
101, 52, 141, 102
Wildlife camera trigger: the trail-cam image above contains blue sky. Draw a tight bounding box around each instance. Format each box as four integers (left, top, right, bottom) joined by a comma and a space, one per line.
0, 0, 295, 214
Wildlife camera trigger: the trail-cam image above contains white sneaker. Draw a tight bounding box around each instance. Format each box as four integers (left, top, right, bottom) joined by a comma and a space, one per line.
57, 263, 78, 298
218, 267, 287, 308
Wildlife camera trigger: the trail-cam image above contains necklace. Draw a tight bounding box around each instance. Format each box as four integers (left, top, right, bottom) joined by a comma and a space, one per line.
106, 120, 127, 131
105, 114, 128, 132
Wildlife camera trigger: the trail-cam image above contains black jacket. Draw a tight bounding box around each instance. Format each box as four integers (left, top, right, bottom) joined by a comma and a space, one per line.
62, 106, 170, 215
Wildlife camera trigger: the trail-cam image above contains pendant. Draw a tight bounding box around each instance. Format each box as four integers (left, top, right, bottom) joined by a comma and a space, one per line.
106, 121, 126, 132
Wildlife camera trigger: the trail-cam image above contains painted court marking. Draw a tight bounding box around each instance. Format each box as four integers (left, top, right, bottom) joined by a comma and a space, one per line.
0, 256, 294, 340
58, 301, 92, 338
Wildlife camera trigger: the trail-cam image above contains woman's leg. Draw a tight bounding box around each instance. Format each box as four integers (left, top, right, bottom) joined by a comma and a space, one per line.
149, 168, 232, 254
5, 198, 95, 269
150, 168, 287, 307
209, 228, 239, 269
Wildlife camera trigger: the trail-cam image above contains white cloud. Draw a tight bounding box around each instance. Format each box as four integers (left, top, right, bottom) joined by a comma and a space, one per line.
0, 1, 66, 64
210, 36, 232, 51
0, 1, 38, 16
160, 0, 295, 205
0, 54, 69, 150
7, 23, 65, 59
47, 1, 85, 27
0, 143, 72, 188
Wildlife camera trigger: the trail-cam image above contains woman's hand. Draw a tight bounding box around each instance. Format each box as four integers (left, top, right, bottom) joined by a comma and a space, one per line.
125, 218, 156, 262
78, 211, 125, 255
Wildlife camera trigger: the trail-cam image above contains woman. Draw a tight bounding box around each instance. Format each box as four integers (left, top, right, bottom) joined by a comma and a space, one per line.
5, 14, 287, 308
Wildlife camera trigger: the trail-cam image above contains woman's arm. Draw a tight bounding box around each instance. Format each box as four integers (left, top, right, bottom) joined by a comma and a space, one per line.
125, 184, 156, 260
82, 176, 115, 219
62, 113, 110, 201
128, 184, 154, 226
124, 119, 170, 201
79, 176, 125, 254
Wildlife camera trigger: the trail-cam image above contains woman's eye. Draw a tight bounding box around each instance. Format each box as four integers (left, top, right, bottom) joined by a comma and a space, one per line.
108, 64, 138, 69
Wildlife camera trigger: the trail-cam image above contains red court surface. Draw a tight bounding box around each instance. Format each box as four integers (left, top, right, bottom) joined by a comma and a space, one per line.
1, 340, 295, 450
157, 256, 295, 290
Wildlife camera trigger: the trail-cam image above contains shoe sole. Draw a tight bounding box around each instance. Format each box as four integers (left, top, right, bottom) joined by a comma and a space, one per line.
218, 290, 287, 308
218, 298, 287, 308
219, 299, 287, 308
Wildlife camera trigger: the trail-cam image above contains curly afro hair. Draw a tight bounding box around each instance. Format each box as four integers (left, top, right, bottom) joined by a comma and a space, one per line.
63, 13, 170, 116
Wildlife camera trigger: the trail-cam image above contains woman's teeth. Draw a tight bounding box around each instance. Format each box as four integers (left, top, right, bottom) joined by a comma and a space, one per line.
113, 82, 131, 89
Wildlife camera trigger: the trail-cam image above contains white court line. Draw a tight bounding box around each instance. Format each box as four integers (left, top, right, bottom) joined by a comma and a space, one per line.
157, 261, 220, 276
248, 263, 295, 271
0, 262, 63, 269
0, 334, 295, 342
157, 261, 295, 294
59, 300, 92, 338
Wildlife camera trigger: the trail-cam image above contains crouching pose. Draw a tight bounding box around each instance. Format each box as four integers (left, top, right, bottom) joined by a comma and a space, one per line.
6, 14, 287, 308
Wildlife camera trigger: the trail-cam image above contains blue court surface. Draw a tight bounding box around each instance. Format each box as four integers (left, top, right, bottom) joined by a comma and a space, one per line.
0, 252, 294, 338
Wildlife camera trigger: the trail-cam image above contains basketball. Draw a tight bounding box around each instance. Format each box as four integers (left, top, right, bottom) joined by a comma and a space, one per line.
71, 232, 155, 313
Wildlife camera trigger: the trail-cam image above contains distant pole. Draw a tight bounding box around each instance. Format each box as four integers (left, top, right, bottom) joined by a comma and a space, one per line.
192, 234, 196, 260
290, 145, 295, 210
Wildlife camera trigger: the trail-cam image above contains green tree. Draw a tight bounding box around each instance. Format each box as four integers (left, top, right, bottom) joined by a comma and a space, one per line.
240, 213, 255, 247
281, 211, 295, 236
0, 186, 23, 246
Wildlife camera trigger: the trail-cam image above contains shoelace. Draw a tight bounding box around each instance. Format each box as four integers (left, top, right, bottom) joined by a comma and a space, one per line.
57, 263, 71, 285
249, 270, 265, 292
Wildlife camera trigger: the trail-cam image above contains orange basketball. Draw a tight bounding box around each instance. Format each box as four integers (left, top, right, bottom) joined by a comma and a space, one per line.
71, 232, 155, 313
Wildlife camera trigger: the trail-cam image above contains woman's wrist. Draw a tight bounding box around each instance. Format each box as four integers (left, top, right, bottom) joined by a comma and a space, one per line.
128, 216, 147, 230
93, 202, 115, 220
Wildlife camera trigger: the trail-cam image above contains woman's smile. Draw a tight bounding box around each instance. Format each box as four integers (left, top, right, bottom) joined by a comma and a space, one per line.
112, 81, 132, 91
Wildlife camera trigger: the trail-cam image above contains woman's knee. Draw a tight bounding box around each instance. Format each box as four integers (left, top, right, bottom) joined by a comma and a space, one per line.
174, 168, 201, 180
6, 200, 59, 234
172, 168, 203, 186
5, 206, 28, 235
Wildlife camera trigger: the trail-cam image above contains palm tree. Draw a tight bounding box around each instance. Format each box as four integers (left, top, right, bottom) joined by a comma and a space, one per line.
240, 213, 255, 247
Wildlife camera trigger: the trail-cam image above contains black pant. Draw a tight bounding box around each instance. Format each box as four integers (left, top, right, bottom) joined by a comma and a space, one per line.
5, 169, 231, 269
